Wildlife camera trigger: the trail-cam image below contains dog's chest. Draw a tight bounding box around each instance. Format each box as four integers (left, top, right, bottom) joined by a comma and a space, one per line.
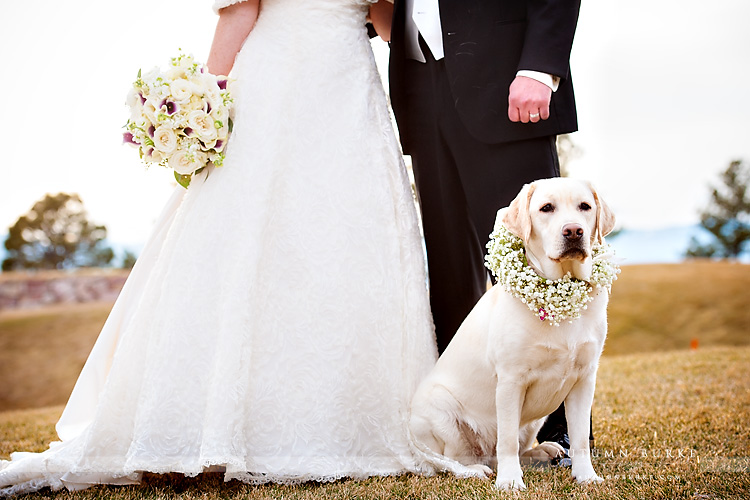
517, 326, 603, 420
490, 291, 607, 420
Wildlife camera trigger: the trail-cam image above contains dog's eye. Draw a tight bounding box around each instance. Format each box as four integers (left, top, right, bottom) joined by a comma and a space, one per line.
579, 202, 592, 211
540, 203, 555, 213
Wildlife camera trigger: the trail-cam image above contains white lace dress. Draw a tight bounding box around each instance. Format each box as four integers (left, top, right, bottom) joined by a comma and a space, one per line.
0, 0, 475, 495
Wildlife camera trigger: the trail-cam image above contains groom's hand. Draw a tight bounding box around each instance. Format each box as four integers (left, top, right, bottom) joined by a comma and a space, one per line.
507, 76, 552, 124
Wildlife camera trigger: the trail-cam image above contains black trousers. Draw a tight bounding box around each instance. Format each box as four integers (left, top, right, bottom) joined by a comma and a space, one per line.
398, 45, 589, 444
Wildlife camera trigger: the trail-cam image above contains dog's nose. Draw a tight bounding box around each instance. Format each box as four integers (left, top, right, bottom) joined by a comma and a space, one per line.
562, 223, 584, 241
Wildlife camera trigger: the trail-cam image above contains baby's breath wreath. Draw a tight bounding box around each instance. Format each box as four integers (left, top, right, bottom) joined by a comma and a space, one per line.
485, 224, 620, 326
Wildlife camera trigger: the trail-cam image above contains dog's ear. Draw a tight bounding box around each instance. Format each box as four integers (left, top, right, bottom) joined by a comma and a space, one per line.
591, 185, 616, 244
503, 182, 535, 243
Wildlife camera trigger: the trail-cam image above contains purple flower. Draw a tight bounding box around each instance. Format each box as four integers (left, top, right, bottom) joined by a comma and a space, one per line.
160, 99, 178, 115
184, 127, 194, 137
148, 125, 155, 138
217, 78, 228, 90
123, 132, 137, 145
538, 308, 549, 321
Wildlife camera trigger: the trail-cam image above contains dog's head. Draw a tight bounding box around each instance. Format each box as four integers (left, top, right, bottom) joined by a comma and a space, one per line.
501, 178, 616, 281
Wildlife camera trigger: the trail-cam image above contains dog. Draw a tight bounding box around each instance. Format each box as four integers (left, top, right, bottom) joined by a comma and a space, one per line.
409, 178, 616, 490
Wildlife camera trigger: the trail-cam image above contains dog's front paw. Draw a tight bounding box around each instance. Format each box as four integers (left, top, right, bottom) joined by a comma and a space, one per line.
494, 476, 526, 491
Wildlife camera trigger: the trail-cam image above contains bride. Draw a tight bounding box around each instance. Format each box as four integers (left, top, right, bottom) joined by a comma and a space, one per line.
0, 0, 476, 495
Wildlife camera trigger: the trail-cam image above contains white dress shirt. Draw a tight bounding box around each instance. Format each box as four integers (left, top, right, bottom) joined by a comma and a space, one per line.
406, 0, 444, 62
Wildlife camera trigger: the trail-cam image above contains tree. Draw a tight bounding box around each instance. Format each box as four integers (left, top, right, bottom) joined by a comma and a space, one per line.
121, 250, 138, 269
3, 193, 115, 271
686, 159, 750, 258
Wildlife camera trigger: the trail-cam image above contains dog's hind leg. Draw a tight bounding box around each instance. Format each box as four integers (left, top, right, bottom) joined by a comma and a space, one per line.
411, 386, 492, 476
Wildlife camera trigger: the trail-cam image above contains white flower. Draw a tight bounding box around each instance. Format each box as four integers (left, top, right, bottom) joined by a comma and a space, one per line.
211, 104, 228, 125
126, 87, 144, 116
142, 99, 159, 125
183, 95, 204, 112
152, 125, 178, 154
484, 224, 620, 326
124, 52, 234, 187
170, 79, 194, 103
203, 85, 222, 108
168, 149, 202, 175
140, 146, 165, 165
187, 110, 217, 142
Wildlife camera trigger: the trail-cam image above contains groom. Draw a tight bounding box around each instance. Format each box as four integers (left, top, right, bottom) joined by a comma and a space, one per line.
387, 0, 584, 457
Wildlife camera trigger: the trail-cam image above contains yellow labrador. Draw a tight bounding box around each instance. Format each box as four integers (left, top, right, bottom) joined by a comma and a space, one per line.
410, 178, 616, 490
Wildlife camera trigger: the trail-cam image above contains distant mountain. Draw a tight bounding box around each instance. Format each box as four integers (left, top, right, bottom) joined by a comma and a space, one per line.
606, 225, 748, 264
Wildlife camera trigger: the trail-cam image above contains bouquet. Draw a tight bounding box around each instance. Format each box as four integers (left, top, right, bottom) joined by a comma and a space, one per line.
123, 52, 233, 188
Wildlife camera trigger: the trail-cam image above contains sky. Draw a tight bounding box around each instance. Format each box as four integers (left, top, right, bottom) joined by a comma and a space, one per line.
1, 0, 749, 252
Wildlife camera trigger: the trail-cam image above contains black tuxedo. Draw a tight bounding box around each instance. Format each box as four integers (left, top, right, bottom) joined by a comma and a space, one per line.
388, 0, 584, 447
390, 0, 579, 149
389, 0, 580, 351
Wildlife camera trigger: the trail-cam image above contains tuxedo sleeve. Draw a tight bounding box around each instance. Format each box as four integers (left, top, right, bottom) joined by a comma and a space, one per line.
518, 0, 581, 80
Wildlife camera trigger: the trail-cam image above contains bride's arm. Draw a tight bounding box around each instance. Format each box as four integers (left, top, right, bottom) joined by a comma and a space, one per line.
369, 0, 393, 42
207, 0, 261, 75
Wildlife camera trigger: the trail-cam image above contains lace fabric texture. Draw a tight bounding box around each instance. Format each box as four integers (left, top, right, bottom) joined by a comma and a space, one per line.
0, 0, 480, 495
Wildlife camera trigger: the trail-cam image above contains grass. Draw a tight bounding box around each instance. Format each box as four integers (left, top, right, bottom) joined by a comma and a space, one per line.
3, 262, 749, 411
2, 346, 748, 499
0, 303, 110, 411
605, 261, 750, 355
1, 261, 750, 498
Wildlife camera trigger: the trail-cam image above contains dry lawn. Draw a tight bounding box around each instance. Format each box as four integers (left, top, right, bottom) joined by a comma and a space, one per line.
0, 303, 110, 411
1, 261, 749, 498
1, 346, 748, 499
605, 261, 750, 355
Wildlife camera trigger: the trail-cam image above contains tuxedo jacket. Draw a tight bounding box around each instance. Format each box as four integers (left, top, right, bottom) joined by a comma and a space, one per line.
389, 0, 581, 147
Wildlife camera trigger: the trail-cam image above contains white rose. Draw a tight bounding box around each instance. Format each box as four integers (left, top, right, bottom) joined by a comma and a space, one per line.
153, 125, 178, 154
168, 149, 206, 175
187, 110, 217, 142
184, 95, 204, 112
203, 84, 221, 107
170, 78, 194, 103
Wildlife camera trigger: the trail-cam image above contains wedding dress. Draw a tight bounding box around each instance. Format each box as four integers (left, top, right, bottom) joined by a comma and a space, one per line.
0, 0, 477, 495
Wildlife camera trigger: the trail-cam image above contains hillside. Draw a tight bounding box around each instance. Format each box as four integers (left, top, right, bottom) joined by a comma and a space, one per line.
1, 261, 749, 411
605, 261, 750, 355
